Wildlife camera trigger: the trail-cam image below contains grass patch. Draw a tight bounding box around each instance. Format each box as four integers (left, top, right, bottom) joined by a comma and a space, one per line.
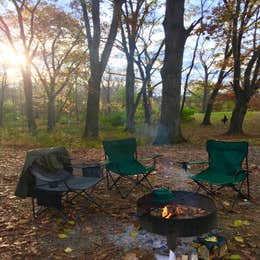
0, 111, 259, 148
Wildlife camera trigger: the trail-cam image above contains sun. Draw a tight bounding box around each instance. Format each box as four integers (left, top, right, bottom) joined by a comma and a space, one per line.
0, 45, 27, 67
0, 44, 27, 80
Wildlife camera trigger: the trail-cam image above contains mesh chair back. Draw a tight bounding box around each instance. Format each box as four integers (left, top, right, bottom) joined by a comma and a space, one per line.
207, 140, 248, 175
103, 138, 137, 163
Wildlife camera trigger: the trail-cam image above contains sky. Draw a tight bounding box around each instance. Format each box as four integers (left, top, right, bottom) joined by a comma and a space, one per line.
0, 0, 218, 90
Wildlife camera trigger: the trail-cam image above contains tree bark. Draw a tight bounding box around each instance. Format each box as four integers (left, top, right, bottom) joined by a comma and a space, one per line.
227, 96, 248, 134
21, 66, 36, 132
201, 42, 232, 125
226, 0, 259, 134
0, 70, 7, 127
80, 0, 123, 139
47, 92, 56, 131
83, 72, 102, 138
125, 46, 135, 132
154, 0, 186, 144
202, 87, 219, 125
202, 84, 210, 113
143, 79, 151, 125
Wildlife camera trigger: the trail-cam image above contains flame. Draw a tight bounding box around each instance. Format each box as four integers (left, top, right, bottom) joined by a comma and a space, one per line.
162, 206, 174, 219
162, 205, 186, 219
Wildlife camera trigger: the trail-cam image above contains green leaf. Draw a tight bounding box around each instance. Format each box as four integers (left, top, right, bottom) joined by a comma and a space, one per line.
233, 220, 243, 227
68, 220, 75, 225
230, 254, 241, 259
63, 228, 73, 233
57, 233, 68, 239
55, 218, 64, 223
130, 231, 138, 237
234, 236, 244, 243
242, 220, 250, 226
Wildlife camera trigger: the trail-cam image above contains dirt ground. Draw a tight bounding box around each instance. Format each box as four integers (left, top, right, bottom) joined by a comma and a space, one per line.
0, 144, 259, 259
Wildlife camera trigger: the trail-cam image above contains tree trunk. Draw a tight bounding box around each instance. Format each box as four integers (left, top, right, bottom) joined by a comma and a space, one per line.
47, 93, 56, 131
80, 0, 122, 139
227, 96, 248, 135
143, 80, 151, 125
83, 72, 102, 138
21, 66, 36, 132
106, 83, 111, 113
0, 89, 4, 127
201, 70, 229, 125
202, 85, 210, 113
125, 47, 135, 133
202, 84, 221, 125
202, 94, 216, 125
74, 84, 80, 121
0, 71, 7, 127
154, 0, 186, 145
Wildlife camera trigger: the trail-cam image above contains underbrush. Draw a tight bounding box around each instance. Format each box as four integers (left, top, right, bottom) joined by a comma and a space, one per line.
0, 111, 259, 148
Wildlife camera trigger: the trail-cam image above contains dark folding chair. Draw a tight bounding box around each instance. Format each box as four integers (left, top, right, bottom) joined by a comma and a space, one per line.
103, 138, 161, 198
182, 140, 250, 209
30, 165, 103, 219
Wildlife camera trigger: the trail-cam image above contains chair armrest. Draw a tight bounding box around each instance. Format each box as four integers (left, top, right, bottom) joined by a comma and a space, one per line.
101, 159, 112, 166
233, 168, 249, 182
140, 154, 163, 161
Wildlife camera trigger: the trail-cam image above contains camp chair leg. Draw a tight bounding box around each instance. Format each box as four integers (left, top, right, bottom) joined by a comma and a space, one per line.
194, 180, 215, 197
106, 171, 153, 199
32, 197, 68, 221
106, 170, 110, 190
31, 197, 47, 218
107, 173, 122, 191
137, 174, 153, 190
32, 197, 36, 219
247, 176, 250, 199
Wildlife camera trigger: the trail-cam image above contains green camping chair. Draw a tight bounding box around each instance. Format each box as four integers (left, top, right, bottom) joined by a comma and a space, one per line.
103, 138, 161, 198
182, 140, 250, 209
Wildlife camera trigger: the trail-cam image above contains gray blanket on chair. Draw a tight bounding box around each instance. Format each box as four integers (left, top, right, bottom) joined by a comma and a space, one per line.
15, 146, 71, 198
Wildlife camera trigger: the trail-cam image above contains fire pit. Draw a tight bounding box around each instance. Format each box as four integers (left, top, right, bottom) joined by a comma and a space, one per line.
137, 190, 217, 249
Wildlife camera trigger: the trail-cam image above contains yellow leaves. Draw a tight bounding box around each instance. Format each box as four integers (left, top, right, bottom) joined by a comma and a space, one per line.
57, 233, 68, 239
205, 236, 217, 242
223, 201, 230, 207
17, 219, 30, 225
234, 236, 244, 243
233, 220, 250, 227
241, 220, 250, 226
233, 220, 243, 227
63, 228, 73, 233
129, 231, 138, 237
6, 224, 14, 230
64, 247, 73, 253
68, 220, 75, 225
230, 254, 241, 259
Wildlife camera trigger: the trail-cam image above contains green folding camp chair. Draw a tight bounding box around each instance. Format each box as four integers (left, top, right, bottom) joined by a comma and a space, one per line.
182, 140, 250, 209
103, 138, 161, 198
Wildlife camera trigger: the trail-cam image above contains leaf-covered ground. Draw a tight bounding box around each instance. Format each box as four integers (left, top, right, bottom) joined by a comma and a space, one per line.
0, 144, 259, 259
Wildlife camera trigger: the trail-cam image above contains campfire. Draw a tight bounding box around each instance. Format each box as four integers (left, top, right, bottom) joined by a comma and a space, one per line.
152, 203, 207, 219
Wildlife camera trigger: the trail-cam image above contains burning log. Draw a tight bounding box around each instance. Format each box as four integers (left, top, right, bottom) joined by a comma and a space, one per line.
151, 204, 207, 219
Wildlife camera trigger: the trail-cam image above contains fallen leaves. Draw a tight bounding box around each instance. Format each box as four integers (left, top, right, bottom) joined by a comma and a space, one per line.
64, 247, 73, 253
0, 145, 259, 259
234, 236, 244, 243
233, 219, 250, 227
129, 231, 138, 237
230, 254, 241, 259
